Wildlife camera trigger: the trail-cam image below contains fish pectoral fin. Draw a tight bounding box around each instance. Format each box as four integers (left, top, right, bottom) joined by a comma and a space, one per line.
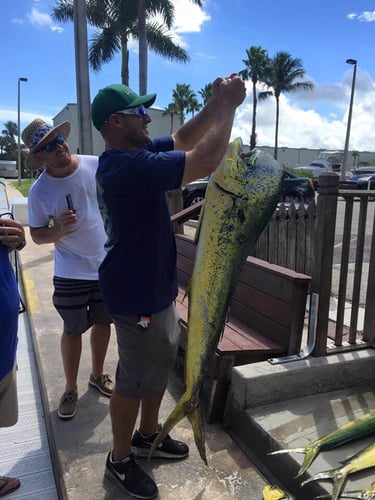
187, 405, 207, 465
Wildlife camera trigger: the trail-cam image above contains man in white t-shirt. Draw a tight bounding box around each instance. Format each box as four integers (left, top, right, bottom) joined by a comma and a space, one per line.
22, 118, 114, 420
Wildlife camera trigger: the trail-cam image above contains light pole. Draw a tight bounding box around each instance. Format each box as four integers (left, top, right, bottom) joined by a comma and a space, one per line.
341, 59, 357, 180
17, 77, 28, 186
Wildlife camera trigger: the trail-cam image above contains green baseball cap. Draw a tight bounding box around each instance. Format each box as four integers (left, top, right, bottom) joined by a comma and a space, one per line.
91, 84, 157, 130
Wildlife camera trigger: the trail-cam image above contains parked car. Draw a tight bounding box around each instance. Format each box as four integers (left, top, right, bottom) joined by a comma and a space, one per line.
339, 174, 375, 198
349, 166, 375, 177
182, 170, 315, 209
0, 160, 17, 179
297, 160, 338, 188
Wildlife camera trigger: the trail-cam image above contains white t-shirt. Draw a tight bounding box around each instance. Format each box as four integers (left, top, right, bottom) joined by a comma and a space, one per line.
28, 155, 107, 280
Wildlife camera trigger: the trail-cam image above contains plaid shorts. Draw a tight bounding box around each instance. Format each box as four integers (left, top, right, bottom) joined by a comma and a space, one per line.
53, 277, 112, 335
112, 303, 180, 398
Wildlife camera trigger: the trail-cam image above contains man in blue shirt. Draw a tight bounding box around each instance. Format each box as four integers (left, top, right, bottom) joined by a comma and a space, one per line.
91, 74, 246, 499
0, 216, 26, 496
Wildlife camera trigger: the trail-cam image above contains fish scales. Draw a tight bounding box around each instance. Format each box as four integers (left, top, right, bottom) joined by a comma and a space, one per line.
149, 138, 283, 464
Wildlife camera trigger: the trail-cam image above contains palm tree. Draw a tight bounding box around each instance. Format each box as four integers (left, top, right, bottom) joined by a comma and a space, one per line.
52, 0, 189, 88
198, 83, 212, 106
163, 103, 180, 133
1, 121, 18, 158
239, 46, 270, 150
138, 0, 202, 93
259, 51, 314, 159
171, 83, 199, 126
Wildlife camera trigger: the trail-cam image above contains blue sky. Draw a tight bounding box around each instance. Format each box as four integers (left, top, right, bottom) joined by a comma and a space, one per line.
1, 0, 375, 153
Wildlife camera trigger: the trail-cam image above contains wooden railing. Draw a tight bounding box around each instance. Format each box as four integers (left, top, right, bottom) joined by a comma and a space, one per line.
251, 201, 315, 276
312, 175, 375, 355
171, 175, 375, 357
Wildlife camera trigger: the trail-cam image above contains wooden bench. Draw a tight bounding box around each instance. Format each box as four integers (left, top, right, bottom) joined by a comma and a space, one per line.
174, 232, 311, 423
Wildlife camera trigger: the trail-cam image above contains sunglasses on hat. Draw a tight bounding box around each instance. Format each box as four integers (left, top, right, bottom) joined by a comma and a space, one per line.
37, 134, 65, 153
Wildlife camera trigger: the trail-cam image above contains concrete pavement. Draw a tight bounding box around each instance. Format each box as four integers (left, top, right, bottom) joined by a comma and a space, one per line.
5, 180, 268, 500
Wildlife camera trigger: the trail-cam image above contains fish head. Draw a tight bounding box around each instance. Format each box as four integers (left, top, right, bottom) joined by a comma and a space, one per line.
211, 137, 283, 199
263, 484, 294, 499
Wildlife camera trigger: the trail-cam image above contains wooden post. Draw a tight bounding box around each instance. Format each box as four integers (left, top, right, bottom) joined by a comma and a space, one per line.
363, 211, 375, 342
311, 174, 339, 356
167, 189, 184, 234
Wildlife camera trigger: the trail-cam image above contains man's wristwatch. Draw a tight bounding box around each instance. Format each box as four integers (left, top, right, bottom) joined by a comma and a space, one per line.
15, 240, 26, 251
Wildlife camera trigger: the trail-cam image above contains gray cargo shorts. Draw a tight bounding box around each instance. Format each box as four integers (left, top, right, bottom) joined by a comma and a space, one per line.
112, 303, 180, 399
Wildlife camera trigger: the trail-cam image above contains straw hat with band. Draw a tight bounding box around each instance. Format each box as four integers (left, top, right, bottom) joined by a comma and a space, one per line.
91, 84, 156, 131
21, 119, 71, 170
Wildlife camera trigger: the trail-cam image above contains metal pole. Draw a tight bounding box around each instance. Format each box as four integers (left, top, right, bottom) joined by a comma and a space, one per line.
341, 59, 357, 180
73, 0, 93, 154
17, 77, 28, 186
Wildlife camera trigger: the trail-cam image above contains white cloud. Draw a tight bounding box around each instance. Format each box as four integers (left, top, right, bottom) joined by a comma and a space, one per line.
172, 0, 211, 34
27, 7, 63, 32
149, 0, 210, 48
347, 11, 375, 22
231, 78, 375, 152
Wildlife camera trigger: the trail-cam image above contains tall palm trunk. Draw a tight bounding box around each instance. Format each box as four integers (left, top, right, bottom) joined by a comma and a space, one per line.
251, 78, 257, 149
121, 34, 130, 85
138, 1, 148, 94
274, 95, 280, 160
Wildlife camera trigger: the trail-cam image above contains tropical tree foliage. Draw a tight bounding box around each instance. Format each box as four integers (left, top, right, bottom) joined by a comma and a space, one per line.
239, 46, 269, 150
198, 83, 212, 106
52, 0, 189, 90
163, 102, 180, 133
259, 51, 314, 159
170, 83, 200, 126
0, 121, 18, 159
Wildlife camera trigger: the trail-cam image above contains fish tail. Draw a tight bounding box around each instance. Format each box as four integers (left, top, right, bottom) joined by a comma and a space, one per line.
302, 468, 347, 500
147, 391, 196, 461
187, 404, 207, 465
331, 471, 348, 500
295, 444, 320, 477
269, 444, 320, 478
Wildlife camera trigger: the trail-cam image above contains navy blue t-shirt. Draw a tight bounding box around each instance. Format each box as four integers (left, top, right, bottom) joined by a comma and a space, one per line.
96, 136, 185, 315
0, 243, 19, 380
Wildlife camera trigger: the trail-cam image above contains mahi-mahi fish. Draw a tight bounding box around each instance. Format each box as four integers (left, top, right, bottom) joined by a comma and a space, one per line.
302, 441, 375, 500
269, 411, 375, 478
263, 484, 295, 499
149, 137, 283, 464
338, 480, 375, 499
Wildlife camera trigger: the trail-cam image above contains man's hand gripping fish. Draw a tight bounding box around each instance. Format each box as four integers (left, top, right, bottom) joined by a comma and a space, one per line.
149, 138, 283, 464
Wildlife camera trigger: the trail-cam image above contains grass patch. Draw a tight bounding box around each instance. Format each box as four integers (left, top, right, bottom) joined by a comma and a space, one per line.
12, 179, 34, 197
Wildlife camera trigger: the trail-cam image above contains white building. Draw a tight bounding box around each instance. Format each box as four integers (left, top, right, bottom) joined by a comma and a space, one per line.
258, 145, 375, 169
53, 103, 178, 156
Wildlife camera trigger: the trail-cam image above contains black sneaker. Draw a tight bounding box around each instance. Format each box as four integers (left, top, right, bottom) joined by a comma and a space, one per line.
132, 429, 189, 459
105, 452, 158, 499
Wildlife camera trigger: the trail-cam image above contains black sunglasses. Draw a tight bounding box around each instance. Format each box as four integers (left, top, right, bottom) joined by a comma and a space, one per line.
37, 134, 65, 153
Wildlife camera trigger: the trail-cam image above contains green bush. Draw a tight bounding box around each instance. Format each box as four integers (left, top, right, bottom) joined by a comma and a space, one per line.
12, 179, 34, 197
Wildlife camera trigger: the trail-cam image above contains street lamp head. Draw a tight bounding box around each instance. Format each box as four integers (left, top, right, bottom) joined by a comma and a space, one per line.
19, 77, 28, 82
346, 59, 357, 65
